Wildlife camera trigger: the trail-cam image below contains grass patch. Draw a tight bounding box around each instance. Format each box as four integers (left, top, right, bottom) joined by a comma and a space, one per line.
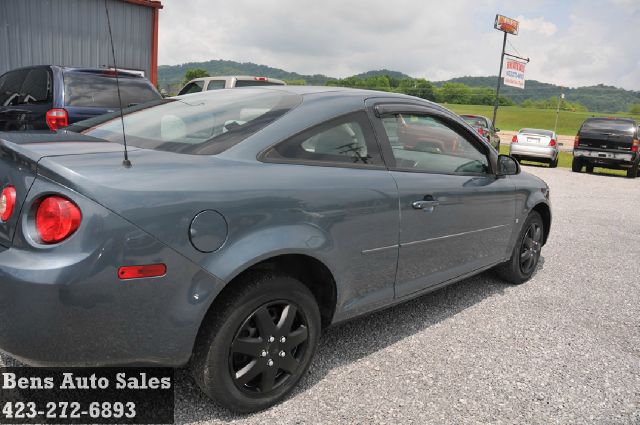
443, 104, 639, 136
499, 145, 627, 176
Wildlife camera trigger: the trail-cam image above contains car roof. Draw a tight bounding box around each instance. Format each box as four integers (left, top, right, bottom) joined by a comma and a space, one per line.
190, 75, 286, 83
176, 84, 438, 104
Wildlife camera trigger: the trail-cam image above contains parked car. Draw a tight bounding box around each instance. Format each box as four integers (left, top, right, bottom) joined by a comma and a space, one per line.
0, 66, 161, 131
178, 75, 286, 95
572, 117, 639, 178
460, 114, 501, 149
0, 87, 551, 413
510, 128, 560, 168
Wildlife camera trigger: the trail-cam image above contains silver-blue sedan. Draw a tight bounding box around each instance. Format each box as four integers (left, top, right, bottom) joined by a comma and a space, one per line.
0, 86, 551, 412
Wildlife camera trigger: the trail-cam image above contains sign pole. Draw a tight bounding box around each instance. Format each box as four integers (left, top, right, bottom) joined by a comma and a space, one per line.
492, 31, 507, 146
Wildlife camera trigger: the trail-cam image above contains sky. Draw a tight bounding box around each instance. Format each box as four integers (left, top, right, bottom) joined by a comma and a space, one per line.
158, 0, 640, 91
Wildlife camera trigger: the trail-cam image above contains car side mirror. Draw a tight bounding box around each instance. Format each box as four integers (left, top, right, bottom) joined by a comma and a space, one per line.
497, 154, 520, 176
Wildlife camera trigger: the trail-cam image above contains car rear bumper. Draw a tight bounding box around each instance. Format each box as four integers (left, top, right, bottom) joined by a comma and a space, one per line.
509, 144, 557, 160
573, 149, 637, 167
0, 236, 222, 368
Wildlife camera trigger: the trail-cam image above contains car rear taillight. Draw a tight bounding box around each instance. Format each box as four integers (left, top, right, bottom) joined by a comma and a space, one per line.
45, 109, 68, 130
35, 196, 82, 243
574, 135, 580, 148
632, 139, 639, 153
0, 186, 17, 222
477, 127, 484, 136
118, 264, 167, 280
511, 135, 518, 143
549, 139, 557, 147
254, 77, 268, 81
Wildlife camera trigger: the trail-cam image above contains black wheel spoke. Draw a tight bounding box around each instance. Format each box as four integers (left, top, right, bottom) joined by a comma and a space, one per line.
235, 360, 264, 385
254, 306, 277, 337
260, 365, 278, 392
277, 304, 297, 333
285, 325, 308, 350
533, 225, 542, 243
232, 337, 263, 357
278, 355, 300, 374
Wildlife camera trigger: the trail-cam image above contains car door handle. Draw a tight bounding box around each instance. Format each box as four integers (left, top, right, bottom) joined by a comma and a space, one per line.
412, 200, 440, 210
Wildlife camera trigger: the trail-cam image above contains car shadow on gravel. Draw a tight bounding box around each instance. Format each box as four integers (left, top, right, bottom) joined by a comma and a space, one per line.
172, 264, 540, 423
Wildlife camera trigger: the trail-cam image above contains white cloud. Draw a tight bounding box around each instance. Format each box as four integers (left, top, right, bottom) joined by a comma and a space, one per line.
158, 0, 640, 90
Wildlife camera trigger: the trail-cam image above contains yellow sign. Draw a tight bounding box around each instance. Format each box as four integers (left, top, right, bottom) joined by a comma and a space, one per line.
494, 14, 519, 35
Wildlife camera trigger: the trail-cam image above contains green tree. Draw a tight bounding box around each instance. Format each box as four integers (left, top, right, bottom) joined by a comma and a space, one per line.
182, 68, 210, 85
397, 78, 435, 100
436, 82, 472, 104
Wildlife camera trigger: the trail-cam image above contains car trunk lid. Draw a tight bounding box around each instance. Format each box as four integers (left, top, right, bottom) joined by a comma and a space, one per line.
518, 133, 551, 145
577, 130, 635, 152
0, 131, 136, 247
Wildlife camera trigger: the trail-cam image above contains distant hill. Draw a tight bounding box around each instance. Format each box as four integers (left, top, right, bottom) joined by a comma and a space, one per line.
352, 69, 411, 80
157, 60, 640, 113
157, 59, 329, 89
436, 76, 640, 114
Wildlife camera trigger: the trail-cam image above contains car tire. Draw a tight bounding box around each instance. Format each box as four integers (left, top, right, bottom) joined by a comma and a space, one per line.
495, 211, 544, 285
586, 163, 594, 174
571, 157, 583, 172
627, 162, 638, 179
549, 157, 558, 168
190, 272, 321, 413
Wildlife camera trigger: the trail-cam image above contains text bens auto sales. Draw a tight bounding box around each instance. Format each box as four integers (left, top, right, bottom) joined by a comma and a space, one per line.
1, 372, 171, 390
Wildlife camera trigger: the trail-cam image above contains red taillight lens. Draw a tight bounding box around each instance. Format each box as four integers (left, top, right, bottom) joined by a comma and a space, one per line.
118, 264, 167, 280
512, 135, 518, 143
35, 196, 82, 243
632, 139, 639, 153
477, 127, 484, 136
574, 135, 580, 148
0, 186, 17, 222
254, 77, 268, 81
45, 109, 68, 130
549, 139, 557, 146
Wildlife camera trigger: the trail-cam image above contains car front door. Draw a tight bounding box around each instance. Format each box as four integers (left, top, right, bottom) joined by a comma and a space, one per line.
369, 102, 516, 298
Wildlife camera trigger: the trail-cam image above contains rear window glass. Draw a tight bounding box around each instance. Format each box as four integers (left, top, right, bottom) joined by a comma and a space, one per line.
581, 119, 636, 133
207, 80, 226, 90
64, 72, 160, 108
519, 128, 554, 137
0, 70, 29, 106
461, 116, 487, 128
81, 89, 301, 155
235, 79, 284, 87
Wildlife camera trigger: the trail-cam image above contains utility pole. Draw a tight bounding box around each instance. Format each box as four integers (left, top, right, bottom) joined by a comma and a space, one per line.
554, 88, 564, 134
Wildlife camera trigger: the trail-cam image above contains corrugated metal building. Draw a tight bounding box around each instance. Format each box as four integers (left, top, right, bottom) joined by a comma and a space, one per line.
0, 0, 162, 84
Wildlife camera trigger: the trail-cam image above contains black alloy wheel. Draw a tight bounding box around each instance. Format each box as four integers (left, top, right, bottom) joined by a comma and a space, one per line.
519, 222, 542, 275
190, 273, 321, 413
229, 301, 309, 395
495, 211, 544, 284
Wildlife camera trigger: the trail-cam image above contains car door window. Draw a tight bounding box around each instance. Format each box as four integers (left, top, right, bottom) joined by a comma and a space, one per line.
381, 113, 489, 174
206, 80, 226, 90
19, 68, 51, 105
264, 112, 383, 167
0, 70, 29, 107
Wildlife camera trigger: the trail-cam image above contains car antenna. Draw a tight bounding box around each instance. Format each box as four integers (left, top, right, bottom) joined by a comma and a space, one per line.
104, 0, 132, 168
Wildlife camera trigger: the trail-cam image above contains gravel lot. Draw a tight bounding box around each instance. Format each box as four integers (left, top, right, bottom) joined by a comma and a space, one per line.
2, 165, 639, 424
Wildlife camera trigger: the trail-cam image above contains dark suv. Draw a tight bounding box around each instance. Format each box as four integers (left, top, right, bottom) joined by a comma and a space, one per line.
0, 66, 161, 131
572, 117, 639, 178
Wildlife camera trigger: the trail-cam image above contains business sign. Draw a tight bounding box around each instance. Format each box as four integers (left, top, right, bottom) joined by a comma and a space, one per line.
504, 59, 526, 89
494, 14, 519, 35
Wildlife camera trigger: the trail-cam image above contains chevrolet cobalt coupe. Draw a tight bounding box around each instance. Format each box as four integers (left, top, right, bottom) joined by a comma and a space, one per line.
0, 87, 551, 412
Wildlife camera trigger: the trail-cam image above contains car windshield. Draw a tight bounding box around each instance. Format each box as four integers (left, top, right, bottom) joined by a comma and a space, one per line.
461, 116, 487, 128
519, 128, 554, 137
80, 89, 301, 155
582, 119, 636, 133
